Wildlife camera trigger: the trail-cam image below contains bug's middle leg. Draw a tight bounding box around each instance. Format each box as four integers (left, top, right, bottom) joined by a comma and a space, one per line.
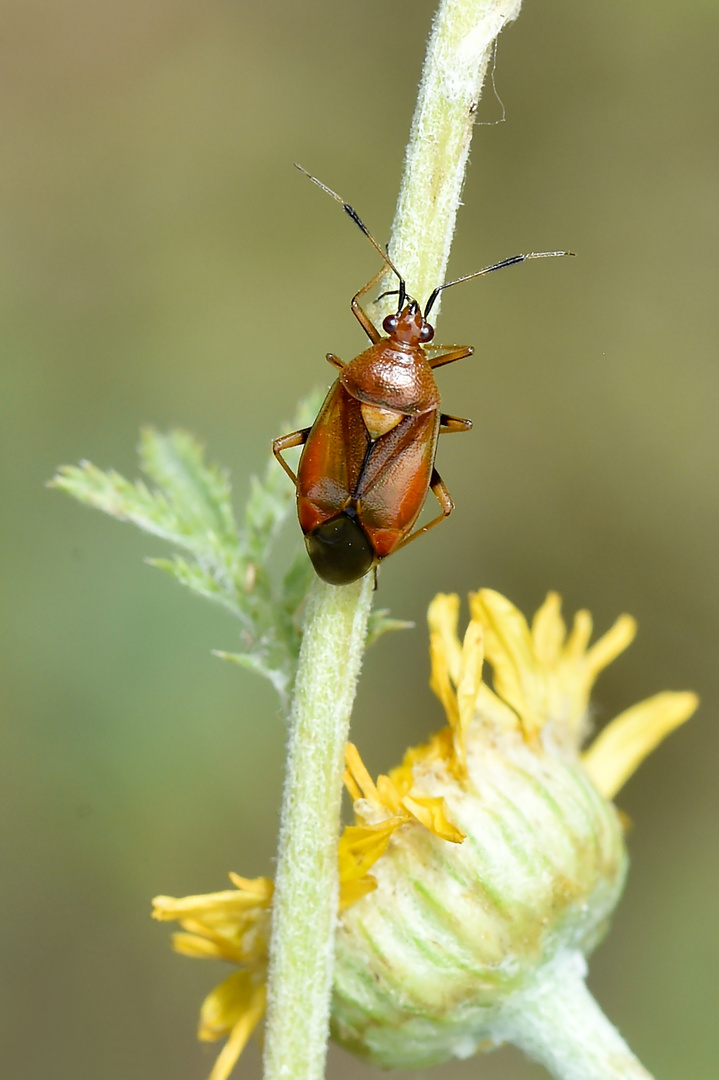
440, 413, 472, 434
392, 468, 454, 553
272, 428, 311, 486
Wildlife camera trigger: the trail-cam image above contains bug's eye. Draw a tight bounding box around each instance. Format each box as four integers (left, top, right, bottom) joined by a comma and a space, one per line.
382, 314, 399, 334
419, 323, 435, 343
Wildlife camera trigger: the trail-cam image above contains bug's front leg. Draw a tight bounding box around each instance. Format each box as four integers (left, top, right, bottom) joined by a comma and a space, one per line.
351, 265, 391, 344
272, 428, 311, 486
428, 345, 474, 370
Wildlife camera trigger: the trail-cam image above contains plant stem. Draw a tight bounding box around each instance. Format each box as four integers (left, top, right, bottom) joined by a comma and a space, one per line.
376, 0, 523, 317
263, 2, 523, 1078
262, 575, 373, 1080
497, 951, 655, 1080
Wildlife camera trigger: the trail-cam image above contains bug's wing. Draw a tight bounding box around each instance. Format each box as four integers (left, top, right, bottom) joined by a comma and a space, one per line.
296, 382, 370, 535
355, 411, 440, 558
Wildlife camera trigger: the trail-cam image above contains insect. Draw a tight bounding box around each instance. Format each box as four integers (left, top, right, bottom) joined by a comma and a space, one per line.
273, 165, 572, 586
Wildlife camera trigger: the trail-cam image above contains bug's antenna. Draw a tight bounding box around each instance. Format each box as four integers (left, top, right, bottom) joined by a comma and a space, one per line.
423, 250, 575, 320
295, 163, 406, 310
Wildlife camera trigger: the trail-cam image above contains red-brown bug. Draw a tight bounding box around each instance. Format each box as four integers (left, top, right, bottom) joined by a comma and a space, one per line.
273, 166, 571, 586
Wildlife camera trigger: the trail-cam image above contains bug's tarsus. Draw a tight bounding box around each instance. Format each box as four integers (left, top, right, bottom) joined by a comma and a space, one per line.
375, 288, 400, 304
424, 250, 575, 319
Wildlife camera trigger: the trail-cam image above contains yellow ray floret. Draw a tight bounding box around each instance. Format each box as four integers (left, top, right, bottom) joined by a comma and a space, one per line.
429, 589, 697, 792
582, 691, 699, 797
339, 742, 465, 904
200, 972, 266, 1080
468, 589, 637, 741
152, 874, 273, 1080
428, 594, 491, 769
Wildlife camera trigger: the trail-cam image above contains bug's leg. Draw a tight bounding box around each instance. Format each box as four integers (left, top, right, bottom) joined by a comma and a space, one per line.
440, 413, 472, 434
428, 345, 474, 370
326, 353, 344, 370
272, 428, 311, 486
351, 265, 390, 344
392, 468, 454, 553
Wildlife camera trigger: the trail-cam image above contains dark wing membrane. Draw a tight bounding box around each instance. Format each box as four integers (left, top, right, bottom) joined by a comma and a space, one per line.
296, 382, 370, 534
355, 410, 439, 558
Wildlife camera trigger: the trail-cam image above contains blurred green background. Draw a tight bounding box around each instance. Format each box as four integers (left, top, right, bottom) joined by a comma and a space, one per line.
1, 1, 717, 1077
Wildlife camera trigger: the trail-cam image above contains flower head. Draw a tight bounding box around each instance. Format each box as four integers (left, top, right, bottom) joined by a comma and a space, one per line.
154, 589, 697, 1076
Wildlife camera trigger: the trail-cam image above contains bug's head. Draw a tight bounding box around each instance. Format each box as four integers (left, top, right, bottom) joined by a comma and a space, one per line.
382, 301, 435, 347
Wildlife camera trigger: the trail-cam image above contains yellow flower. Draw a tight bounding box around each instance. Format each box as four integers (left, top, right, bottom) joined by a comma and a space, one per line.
153, 589, 698, 1076
152, 875, 271, 1080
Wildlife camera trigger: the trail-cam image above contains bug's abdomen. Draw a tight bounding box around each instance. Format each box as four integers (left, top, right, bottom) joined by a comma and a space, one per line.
304, 510, 375, 585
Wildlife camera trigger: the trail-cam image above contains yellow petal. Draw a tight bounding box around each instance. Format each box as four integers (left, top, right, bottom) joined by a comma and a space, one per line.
376, 773, 403, 814
152, 879, 271, 923
339, 875, 378, 909
152, 891, 238, 921
344, 743, 380, 803
227, 874, 273, 902
531, 592, 566, 667
204, 982, 266, 1080
429, 631, 459, 727
454, 620, 484, 770
385, 759, 415, 799
563, 609, 593, 661
401, 794, 465, 843
470, 589, 544, 738
475, 683, 521, 732
173, 920, 256, 966
199, 970, 263, 1041
584, 614, 637, 683
342, 768, 363, 802
427, 593, 462, 684
582, 691, 699, 798
338, 820, 404, 884
386, 729, 456, 793
171, 932, 227, 960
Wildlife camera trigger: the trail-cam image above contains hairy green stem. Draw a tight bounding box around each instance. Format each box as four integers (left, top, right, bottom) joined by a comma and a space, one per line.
374, 0, 523, 319
262, 576, 373, 1080
497, 951, 654, 1080
263, 2, 524, 1078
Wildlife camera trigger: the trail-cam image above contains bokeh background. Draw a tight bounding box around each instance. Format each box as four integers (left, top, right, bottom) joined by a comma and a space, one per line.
1, 1, 717, 1077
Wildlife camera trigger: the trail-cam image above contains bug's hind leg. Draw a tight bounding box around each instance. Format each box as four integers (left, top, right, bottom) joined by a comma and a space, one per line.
272, 428, 311, 486
392, 468, 454, 554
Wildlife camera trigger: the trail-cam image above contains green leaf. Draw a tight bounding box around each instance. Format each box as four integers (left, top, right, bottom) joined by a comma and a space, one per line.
147, 556, 244, 619
139, 428, 238, 543
52, 388, 405, 707
53, 430, 244, 613
366, 608, 414, 649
